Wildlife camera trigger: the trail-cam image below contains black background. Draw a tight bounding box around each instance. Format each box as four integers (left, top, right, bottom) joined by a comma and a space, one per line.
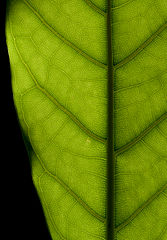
1, 1, 51, 239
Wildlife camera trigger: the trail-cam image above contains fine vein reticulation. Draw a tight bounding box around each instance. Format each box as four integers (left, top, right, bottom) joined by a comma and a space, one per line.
6, 0, 167, 240
115, 182, 167, 232
84, 0, 106, 16
115, 112, 167, 156
11, 27, 106, 145
23, 0, 107, 69
114, 22, 167, 69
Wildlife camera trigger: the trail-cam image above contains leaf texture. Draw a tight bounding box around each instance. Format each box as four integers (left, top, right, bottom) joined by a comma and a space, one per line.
6, 0, 167, 239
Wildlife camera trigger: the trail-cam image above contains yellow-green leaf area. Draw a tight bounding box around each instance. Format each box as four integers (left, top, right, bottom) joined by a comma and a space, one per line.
6, 0, 167, 239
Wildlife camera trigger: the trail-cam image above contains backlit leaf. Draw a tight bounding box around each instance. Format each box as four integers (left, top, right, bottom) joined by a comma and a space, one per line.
6, 0, 167, 239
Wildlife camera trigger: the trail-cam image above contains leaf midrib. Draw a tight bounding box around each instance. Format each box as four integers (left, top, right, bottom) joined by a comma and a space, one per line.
9, 1, 167, 239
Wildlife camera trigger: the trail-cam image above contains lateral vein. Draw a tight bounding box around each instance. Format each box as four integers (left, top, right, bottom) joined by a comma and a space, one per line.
111, 0, 135, 10
38, 173, 65, 240
19, 85, 106, 224
84, 0, 106, 16
115, 112, 167, 156
115, 182, 167, 232
23, 0, 107, 69
10, 27, 106, 144
36, 152, 106, 223
114, 22, 167, 69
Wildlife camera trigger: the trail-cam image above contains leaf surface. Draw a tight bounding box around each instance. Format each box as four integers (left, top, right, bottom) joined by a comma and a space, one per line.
6, 0, 167, 239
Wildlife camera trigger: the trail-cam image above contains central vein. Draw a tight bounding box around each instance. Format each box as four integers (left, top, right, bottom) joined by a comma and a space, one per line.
107, 0, 115, 240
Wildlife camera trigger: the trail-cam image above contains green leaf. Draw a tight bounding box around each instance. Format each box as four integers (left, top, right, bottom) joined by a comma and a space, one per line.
6, 0, 167, 239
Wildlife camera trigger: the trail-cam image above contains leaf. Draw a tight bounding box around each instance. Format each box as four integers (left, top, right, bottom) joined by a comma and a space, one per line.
6, 0, 167, 239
